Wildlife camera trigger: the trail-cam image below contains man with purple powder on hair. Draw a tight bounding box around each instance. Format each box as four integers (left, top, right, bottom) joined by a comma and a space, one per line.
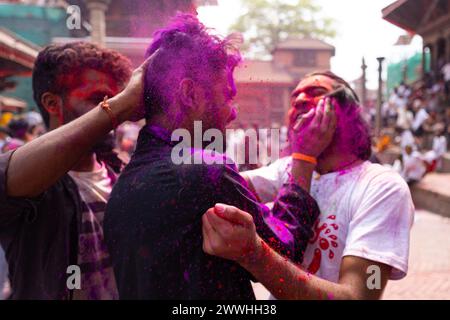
103, 14, 337, 300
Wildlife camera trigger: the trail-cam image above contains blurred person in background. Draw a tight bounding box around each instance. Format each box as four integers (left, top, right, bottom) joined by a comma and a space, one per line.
396, 101, 414, 132
441, 61, 450, 100
423, 125, 448, 172
2, 119, 28, 152
2, 117, 44, 152
0, 244, 8, 300
402, 145, 427, 184
411, 98, 430, 148
115, 121, 143, 163
0, 127, 10, 152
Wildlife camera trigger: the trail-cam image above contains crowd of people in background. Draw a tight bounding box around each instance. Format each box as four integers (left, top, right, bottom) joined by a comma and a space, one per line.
0, 110, 144, 158
0, 111, 45, 153
378, 62, 450, 184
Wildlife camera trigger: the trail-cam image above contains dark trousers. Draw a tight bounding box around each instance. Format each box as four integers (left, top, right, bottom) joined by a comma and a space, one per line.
445, 80, 450, 100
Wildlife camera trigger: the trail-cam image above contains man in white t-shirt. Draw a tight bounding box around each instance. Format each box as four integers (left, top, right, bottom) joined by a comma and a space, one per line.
201, 71, 414, 300
441, 62, 450, 99
401, 146, 427, 183
423, 128, 448, 171
412, 108, 429, 133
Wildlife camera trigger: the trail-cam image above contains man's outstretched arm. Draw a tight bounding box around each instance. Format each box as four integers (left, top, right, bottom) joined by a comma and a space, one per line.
202, 205, 391, 300
6, 57, 151, 198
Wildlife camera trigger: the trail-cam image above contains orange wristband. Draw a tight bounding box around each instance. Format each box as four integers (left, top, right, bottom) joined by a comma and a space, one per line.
292, 152, 317, 165
100, 96, 118, 129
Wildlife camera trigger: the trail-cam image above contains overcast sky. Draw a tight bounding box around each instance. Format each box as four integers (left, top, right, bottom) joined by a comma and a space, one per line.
198, 0, 423, 89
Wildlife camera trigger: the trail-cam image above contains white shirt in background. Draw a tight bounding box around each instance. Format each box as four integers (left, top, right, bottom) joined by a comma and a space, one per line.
442, 63, 450, 82
396, 107, 414, 130
433, 136, 448, 158
400, 130, 416, 151
402, 152, 427, 182
412, 109, 429, 131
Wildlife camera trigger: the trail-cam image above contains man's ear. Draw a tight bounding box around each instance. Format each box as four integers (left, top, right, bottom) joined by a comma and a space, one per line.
41, 92, 63, 119
179, 78, 196, 109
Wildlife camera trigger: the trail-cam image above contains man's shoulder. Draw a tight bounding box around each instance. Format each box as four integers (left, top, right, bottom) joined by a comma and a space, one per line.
359, 162, 411, 198
122, 148, 241, 189
177, 149, 240, 184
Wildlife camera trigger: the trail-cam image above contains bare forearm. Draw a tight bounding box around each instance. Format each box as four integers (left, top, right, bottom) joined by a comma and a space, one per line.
241, 239, 354, 300
7, 97, 126, 197
291, 159, 315, 192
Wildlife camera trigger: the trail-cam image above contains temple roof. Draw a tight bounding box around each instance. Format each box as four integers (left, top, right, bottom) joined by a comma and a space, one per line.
0, 28, 41, 77
382, 0, 450, 34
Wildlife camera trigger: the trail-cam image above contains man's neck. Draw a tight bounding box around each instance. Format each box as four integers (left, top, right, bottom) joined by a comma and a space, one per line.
316, 146, 364, 175
147, 114, 199, 139
148, 114, 183, 132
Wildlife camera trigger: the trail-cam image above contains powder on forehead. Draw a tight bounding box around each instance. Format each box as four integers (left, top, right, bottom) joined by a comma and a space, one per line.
295, 75, 341, 96
57, 69, 119, 95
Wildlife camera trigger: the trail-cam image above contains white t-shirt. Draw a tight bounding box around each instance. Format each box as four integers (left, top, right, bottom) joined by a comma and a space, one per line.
432, 136, 448, 158
441, 63, 450, 82
244, 158, 414, 283
402, 152, 426, 182
412, 109, 429, 131
396, 107, 413, 130
400, 130, 416, 150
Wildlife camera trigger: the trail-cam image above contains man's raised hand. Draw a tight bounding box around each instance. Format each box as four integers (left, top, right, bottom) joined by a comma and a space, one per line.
110, 52, 158, 123
290, 97, 337, 157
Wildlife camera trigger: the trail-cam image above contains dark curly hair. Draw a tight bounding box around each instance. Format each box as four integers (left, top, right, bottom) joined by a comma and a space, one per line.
32, 42, 132, 128
143, 13, 241, 119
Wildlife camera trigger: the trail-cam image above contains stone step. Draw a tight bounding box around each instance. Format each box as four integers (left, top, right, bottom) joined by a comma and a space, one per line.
410, 173, 450, 218
378, 149, 450, 173
440, 153, 450, 173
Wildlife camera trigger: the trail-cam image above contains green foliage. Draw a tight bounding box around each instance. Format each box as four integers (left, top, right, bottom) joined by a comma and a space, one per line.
230, 0, 335, 57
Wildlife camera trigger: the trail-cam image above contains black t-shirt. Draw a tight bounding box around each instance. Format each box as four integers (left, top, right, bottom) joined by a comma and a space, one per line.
104, 125, 319, 300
